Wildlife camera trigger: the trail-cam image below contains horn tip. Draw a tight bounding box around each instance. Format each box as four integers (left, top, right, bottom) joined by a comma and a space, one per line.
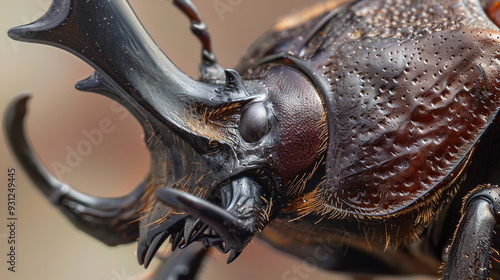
7, 25, 29, 41
5, 94, 32, 129
226, 250, 241, 264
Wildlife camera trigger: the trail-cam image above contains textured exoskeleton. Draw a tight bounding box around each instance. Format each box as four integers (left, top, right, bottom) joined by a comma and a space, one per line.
7, 0, 500, 279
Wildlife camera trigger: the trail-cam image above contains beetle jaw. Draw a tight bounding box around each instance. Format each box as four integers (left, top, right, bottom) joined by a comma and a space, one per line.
137, 176, 273, 266
133, 64, 330, 266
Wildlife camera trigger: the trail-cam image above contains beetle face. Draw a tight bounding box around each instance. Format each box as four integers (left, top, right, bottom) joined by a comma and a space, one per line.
6, 0, 328, 265
136, 64, 327, 265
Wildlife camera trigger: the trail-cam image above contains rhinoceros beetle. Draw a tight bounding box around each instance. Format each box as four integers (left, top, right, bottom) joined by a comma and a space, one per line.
7, 0, 500, 279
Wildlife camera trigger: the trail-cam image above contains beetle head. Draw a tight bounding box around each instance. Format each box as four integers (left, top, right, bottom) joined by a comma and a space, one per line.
6, 0, 327, 265
131, 60, 327, 265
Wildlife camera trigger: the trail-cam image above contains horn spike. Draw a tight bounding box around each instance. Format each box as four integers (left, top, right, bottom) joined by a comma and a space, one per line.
143, 231, 169, 268
171, 231, 183, 251
7, 0, 71, 42
8, 0, 235, 146
183, 218, 199, 244
227, 250, 241, 264
75, 71, 119, 97
189, 223, 209, 246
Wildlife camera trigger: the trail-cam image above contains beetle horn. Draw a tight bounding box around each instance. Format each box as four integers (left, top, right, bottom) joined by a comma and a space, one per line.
7, 0, 252, 154
4, 95, 145, 246
7, 0, 272, 265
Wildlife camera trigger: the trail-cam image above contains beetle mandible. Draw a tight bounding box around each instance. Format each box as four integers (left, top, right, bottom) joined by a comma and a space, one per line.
6, 0, 500, 279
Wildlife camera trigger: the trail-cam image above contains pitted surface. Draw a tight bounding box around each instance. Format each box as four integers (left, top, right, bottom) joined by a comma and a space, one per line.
240, 0, 500, 215
313, 0, 500, 214
322, 29, 500, 214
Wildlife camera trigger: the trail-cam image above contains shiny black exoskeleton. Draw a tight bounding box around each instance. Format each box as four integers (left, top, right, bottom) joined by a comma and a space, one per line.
7, 0, 500, 279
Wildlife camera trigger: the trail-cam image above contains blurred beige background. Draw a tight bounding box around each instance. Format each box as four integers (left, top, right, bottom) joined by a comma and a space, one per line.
0, 0, 434, 279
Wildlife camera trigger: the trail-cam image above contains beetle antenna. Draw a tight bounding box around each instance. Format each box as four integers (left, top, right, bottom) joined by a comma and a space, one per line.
173, 0, 226, 84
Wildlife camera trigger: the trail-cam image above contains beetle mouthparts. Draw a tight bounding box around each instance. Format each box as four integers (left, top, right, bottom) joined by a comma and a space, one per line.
137, 177, 270, 265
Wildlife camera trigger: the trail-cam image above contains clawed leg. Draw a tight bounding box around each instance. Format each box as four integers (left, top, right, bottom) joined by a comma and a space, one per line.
173, 0, 225, 84
443, 184, 500, 279
4, 95, 146, 246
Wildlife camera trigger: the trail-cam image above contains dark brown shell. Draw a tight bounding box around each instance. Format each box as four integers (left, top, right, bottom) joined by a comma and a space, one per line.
239, 0, 500, 216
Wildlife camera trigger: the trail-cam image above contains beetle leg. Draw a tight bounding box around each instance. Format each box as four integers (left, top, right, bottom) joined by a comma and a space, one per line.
4, 95, 145, 246
173, 0, 225, 84
443, 185, 500, 279
152, 242, 208, 280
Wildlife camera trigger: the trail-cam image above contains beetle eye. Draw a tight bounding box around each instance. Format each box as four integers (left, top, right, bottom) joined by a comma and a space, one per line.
238, 102, 270, 143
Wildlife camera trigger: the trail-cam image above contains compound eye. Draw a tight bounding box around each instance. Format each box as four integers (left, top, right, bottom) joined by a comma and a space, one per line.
239, 102, 270, 143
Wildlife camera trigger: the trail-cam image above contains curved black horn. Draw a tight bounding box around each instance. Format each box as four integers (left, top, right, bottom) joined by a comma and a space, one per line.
4, 95, 147, 246
7, 0, 249, 153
